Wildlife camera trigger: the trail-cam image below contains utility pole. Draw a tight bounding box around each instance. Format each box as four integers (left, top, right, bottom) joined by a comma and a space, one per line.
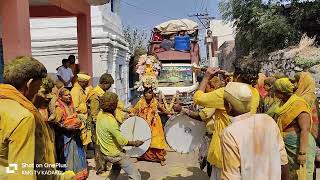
189, 9, 218, 67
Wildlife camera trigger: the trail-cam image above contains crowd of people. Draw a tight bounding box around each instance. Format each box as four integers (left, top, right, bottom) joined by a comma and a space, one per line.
0, 55, 319, 180
173, 57, 320, 180
0, 55, 173, 180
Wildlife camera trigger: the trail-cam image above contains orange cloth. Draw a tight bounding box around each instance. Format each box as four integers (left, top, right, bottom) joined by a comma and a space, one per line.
130, 97, 166, 150
141, 148, 166, 162
256, 73, 268, 98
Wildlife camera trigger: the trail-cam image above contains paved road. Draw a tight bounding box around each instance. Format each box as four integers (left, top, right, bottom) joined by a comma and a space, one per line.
87, 150, 209, 180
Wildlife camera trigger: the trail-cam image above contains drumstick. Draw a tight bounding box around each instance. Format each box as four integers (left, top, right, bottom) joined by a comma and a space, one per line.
132, 117, 137, 141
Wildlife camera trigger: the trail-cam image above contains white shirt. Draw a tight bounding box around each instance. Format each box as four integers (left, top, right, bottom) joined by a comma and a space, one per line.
57, 66, 74, 87
221, 113, 288, 180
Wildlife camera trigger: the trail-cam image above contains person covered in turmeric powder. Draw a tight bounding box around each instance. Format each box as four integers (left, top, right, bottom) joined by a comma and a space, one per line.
173, 75, 225, 177
192, 58, 261, 179
273, 78, 316, 180
130, 86, 172, 166
86, 73, 127, 175
0, 56, 55, 180
32, 77, 57, 159
71, 73, 92, 147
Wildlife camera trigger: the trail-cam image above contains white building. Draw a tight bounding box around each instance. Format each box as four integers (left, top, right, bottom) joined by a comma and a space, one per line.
209, 20, 236, 71
210, 20, 235, 48
30, 0, 130, 104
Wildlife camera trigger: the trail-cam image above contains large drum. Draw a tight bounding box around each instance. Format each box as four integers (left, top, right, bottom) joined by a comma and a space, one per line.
165, 114, 206, 153
120, 116, 151, 157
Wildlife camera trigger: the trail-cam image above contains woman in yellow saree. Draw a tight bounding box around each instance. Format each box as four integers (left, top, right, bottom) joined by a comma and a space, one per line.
130, 87, 172, 166
274, 78, 316, 180
294, 72, 319, 139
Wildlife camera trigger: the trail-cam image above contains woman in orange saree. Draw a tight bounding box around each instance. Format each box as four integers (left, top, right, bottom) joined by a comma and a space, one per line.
130, 87, 171, 166
55, 88, 88, 180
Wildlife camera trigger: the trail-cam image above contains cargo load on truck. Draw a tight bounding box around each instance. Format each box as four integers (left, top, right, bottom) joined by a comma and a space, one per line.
149, 19, 200, 65
147, 19, 200, 106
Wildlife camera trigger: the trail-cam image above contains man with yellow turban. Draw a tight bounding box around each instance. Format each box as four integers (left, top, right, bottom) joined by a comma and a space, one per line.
71, 73, 92, 147
221, 82, 288, 180
274, 78, 316, 179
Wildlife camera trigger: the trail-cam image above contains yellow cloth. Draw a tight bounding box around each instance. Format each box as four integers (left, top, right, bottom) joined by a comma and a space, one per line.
71, 82, 88, 115
85, 85, 93, 96
0, 99, 35, 180
71, 82, 91, 145
274, 78, 295, 94
199, 108, 216, 133
0, 84, 56, 180
130, 97, 166, 149
96, 111, 128, 156
295, 72, 316, 107
115, 100, 126, 124
193, 86, 260, 168
87, 85, 126, 123
87, 85, 105, 121
77, 73, 91, 81
275, 94, 311, 132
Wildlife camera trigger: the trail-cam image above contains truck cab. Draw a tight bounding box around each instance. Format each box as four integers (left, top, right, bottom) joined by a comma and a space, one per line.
148, 19, 200, 105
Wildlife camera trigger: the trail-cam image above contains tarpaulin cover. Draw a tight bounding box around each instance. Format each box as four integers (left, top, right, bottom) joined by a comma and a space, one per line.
155, 19, 198, 35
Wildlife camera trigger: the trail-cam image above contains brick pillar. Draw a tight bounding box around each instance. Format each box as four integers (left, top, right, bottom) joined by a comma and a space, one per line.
77, 11, 92, 76
1, 0, 31, 63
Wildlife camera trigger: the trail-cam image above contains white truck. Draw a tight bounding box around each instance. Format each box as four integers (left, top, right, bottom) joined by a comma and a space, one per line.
149, 19, 200, 105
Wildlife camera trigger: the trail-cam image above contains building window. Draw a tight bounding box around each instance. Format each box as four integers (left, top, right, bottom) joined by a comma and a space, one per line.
111, 0, 114, 12
119, 64, 123, 80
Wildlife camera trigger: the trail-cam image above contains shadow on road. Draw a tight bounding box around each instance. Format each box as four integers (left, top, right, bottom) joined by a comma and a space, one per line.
161, 167, 209, 180
118, 170, 151, 180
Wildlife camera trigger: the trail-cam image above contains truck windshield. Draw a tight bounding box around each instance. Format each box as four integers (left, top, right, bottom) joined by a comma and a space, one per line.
158, 66, 193, 87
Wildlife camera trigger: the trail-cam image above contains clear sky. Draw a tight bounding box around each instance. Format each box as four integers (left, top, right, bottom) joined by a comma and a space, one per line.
119, 0, 221, 58
119, 0, 221, 32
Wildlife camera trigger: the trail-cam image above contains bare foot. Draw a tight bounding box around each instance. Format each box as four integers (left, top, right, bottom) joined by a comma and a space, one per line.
160, 161, 166, 166
131, 158, 139, 163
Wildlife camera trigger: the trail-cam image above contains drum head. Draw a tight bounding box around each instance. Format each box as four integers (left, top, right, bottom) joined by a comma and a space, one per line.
165, 114, 206, 153
120, 116, 151, 157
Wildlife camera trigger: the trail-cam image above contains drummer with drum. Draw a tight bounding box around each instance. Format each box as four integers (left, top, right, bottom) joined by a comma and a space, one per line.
96, 91, 144, 180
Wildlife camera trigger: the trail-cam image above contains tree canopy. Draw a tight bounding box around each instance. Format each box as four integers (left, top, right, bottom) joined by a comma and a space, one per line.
219, 0, 320, 56
123, 25, 148, 53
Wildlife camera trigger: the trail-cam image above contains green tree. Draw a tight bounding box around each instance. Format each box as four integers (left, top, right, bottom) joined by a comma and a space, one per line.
219, 0, 319, 56
123, 25, 148, 53
123, 25, 148, 96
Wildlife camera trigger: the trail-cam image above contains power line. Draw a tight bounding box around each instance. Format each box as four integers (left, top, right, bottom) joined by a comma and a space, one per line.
188, 11, 215, 29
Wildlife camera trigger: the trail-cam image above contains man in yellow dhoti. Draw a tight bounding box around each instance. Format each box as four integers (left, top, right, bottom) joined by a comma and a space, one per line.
71, 73, 92, 146
193, 59, 261, 179
0, 56, 56, 180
